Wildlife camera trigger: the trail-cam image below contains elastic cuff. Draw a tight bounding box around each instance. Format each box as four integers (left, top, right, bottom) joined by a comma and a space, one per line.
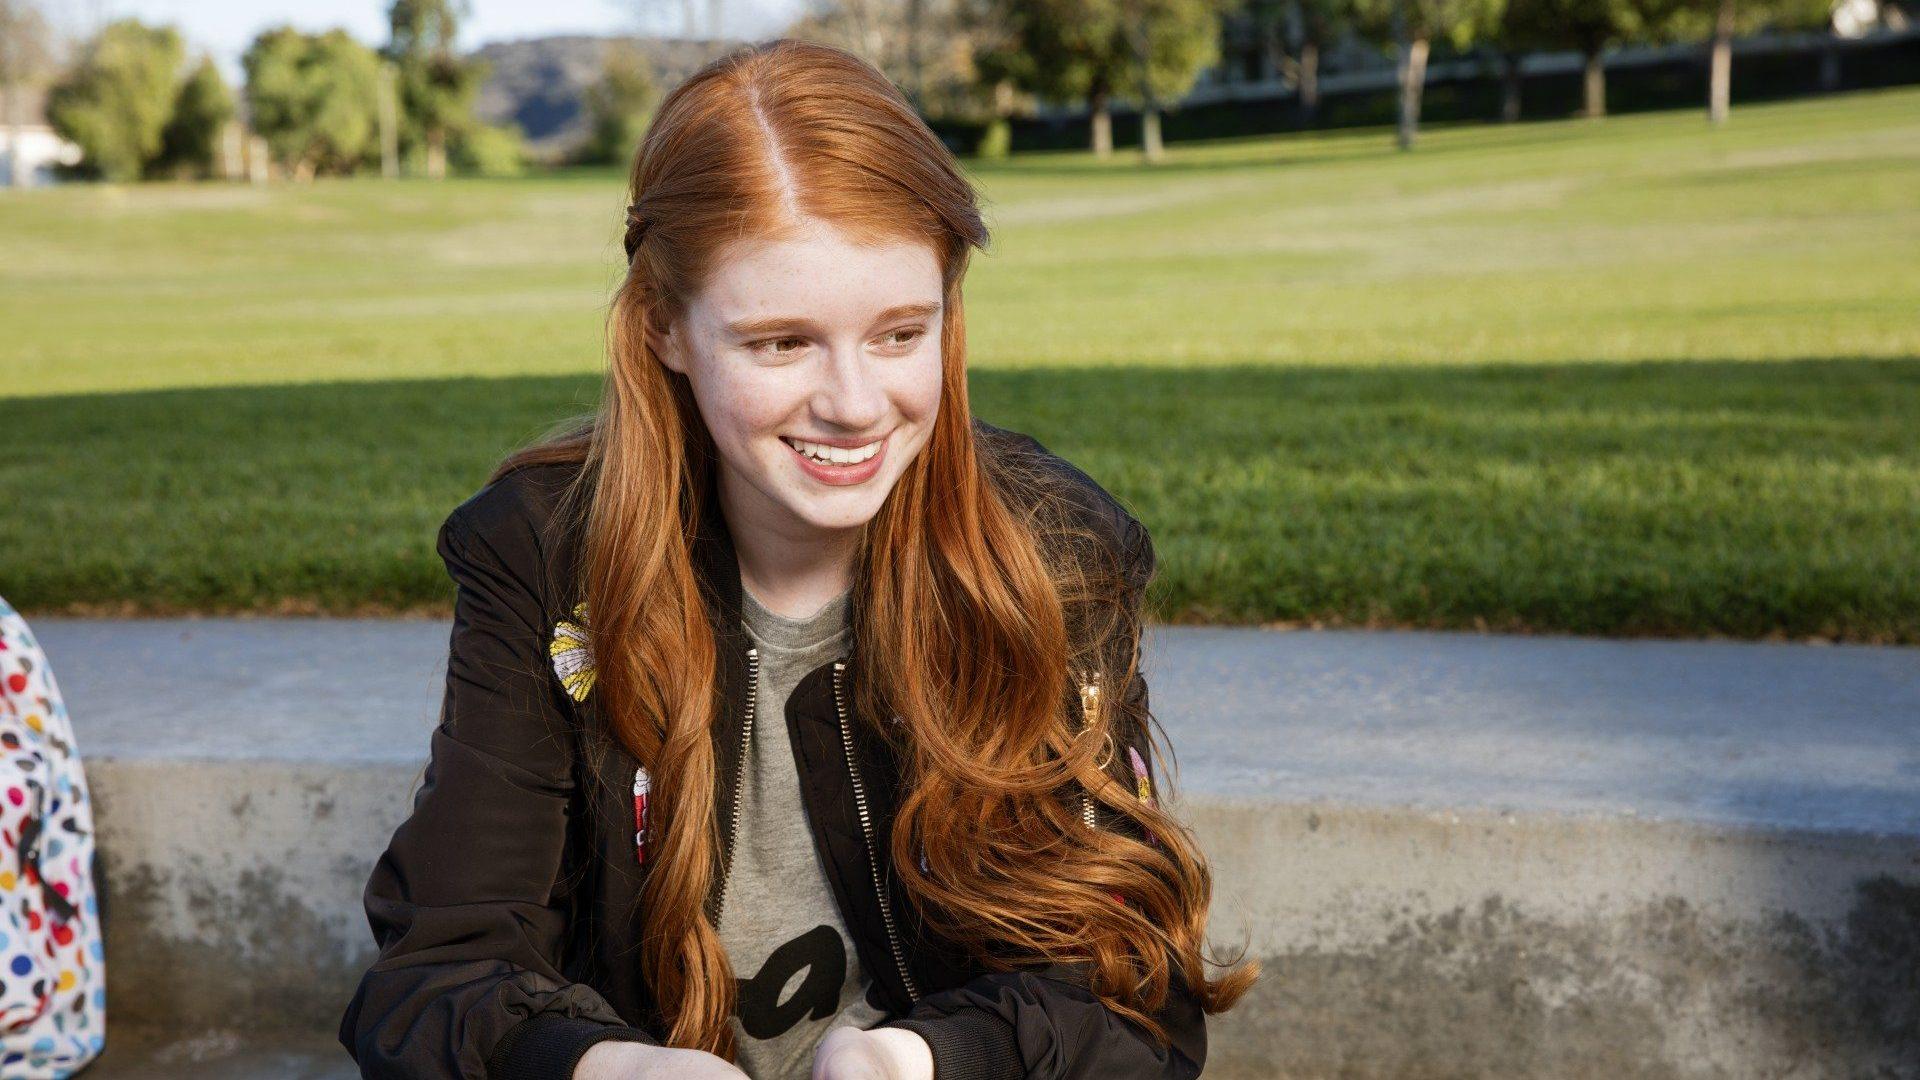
486, 1012, 659, 1080
884, 1010, 1023, 1080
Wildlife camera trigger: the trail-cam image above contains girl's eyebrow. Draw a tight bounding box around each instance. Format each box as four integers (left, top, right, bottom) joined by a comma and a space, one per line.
724, 300, 942, 338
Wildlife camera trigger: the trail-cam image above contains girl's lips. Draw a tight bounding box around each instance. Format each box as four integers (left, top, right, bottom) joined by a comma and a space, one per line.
784, 432, 888, 486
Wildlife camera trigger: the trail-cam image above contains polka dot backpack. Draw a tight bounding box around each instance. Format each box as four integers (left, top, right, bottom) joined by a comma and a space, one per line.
0, 596, 105, 1077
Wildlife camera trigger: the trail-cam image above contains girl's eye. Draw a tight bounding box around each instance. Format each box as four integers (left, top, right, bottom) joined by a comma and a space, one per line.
884, 328, 925, 348
755, 337, 806, 356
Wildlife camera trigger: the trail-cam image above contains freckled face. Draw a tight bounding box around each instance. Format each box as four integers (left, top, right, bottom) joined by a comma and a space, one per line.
656, 218, 946, 541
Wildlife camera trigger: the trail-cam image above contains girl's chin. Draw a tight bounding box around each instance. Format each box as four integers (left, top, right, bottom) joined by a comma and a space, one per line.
774, 485, 892, 532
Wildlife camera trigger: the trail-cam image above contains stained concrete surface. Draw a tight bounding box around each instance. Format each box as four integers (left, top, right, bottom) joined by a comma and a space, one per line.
37, 619, 1920, 835
24, 619, 1920, 1078
85, 1029, 357, 1079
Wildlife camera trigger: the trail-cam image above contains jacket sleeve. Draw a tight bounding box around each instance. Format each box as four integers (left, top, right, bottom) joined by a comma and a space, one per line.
338, 505, 659, 1079
881, 514, 1207, 1080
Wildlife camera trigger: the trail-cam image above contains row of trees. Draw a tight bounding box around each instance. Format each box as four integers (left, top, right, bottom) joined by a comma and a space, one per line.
4, 0, 1871, 182
825, 0, 1848, 159
10, 0, 523, 182
1245, 0, 1833, 149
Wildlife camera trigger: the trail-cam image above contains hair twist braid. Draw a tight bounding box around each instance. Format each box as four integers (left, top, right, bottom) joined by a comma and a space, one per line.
623, 202, 650, 260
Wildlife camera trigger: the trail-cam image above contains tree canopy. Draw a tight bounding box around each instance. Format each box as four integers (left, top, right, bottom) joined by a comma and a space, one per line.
243, 26, 384, 179
45, 19, 185, 182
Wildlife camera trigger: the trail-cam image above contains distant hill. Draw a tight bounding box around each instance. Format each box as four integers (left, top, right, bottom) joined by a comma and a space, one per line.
472, 35, 752, 161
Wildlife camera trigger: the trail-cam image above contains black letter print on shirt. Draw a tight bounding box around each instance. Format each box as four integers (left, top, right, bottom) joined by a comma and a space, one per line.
734, 924, 846, 1040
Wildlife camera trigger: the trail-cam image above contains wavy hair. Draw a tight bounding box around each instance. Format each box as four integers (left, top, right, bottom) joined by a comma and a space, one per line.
493, 37, 1254, 1059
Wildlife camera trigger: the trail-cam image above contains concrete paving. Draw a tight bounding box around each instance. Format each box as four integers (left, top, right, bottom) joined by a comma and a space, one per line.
21, 618, 1920, 1079
37, 618, 1920, 834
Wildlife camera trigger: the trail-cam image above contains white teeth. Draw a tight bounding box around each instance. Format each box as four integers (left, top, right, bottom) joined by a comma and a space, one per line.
785, 436, 881, 465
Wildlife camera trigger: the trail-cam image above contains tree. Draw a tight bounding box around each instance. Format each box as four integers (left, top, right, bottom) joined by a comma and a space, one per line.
151, 56, 234, 179
1242, 0, 1350, 126
1633, 0, 1822, 124
44, 19, 184, 181
1, 0, 59, 187
967, 0, 1116, 155
577, 39, 656, 165
1353, 0, 1502, 148
975, 0, 1194, 158
1120, 0, 1224, 162
1287, 0, 1352, 124
960, 0, 1035, 155
384, 0, 486, 178
788, 0, 1000, 125
1482, 0, 1620, 121
243, 26, 383, 180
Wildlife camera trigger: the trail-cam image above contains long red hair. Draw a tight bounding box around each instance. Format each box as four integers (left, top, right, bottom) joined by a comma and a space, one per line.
495, 38, 1253, 1059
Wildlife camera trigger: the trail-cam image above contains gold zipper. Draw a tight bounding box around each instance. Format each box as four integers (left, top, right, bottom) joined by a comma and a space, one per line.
708, 645, 760, 928
833, 660, 921, 1002
1077, 671, 1102, 828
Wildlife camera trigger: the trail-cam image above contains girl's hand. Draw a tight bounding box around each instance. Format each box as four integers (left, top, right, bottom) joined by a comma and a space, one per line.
811, 1026, 935, 1080
574, 1040, 751, 1080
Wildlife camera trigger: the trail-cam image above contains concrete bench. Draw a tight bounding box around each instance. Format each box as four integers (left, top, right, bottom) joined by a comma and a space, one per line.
32, 618, 1920, 1078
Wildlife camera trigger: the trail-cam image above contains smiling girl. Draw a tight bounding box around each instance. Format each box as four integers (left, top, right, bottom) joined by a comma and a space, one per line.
340, 38, 1253, 1080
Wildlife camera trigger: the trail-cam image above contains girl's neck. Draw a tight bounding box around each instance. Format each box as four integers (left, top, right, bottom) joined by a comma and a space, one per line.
720, 472, 861, 622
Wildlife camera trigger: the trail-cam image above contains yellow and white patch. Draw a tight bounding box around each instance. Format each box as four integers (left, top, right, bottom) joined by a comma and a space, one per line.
549, 601, 596, 703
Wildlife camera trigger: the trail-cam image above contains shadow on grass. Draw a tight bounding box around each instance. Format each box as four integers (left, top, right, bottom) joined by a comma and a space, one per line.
1, 357, 1915, 640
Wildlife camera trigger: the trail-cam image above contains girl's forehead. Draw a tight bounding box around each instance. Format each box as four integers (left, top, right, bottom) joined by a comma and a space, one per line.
692, 222, 942, 329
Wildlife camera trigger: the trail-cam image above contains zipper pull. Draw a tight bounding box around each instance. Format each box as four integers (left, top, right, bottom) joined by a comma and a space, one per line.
1078, 671, 1102, 729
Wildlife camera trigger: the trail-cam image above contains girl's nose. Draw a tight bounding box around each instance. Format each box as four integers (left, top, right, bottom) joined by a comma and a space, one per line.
812, 349, 888, 431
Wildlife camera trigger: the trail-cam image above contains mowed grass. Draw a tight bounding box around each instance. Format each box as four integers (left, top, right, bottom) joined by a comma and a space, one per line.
2, 88, 1917, 638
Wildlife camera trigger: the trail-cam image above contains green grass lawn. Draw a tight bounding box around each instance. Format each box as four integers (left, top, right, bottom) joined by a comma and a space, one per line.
3, 88, 1917, 639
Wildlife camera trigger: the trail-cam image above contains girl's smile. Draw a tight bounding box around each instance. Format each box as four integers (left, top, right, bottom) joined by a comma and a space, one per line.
781, 431, 888, 486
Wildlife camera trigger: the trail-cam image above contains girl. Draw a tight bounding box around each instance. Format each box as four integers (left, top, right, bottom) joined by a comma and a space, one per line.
339, 38, 1253, 1080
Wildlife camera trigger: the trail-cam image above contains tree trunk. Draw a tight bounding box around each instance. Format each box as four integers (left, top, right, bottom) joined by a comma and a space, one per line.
378, 63, 399, 179
1133, 17, 1160, 163
1501, 52, 1522, 123
1299, 41, 1320, 126
1819, 41, 1840, 92
247, 134, 270, 183
426, 125, 447, 180
1709, 0, 1734, 125
1090, 90, 1112, 158
3, 82, 21, 188
1582, 49, 1606, 117
1396, 35, 1428, 151
221, 119, 243, 181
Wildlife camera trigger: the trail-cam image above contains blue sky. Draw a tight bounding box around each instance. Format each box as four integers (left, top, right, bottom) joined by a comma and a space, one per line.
61, 0, 807, 83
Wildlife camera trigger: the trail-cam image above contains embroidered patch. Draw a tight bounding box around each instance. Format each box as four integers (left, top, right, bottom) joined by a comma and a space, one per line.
632, 765, 651, 865
549, 601, 595, 702
1128, 746, 1153, 806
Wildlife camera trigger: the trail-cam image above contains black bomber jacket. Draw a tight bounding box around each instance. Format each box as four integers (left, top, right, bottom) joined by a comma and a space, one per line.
337, 418, 1207, 1080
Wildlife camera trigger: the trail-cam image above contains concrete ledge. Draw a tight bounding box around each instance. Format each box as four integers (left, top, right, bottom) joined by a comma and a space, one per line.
1196, 800, 1917, 1078
34, 619, 1920, 1078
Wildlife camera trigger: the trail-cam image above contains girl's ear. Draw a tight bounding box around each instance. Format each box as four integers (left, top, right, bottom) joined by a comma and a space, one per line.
652, 323, 688, 375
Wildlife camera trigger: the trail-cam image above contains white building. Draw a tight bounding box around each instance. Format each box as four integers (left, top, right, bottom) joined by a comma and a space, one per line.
2, 89, 83, 188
